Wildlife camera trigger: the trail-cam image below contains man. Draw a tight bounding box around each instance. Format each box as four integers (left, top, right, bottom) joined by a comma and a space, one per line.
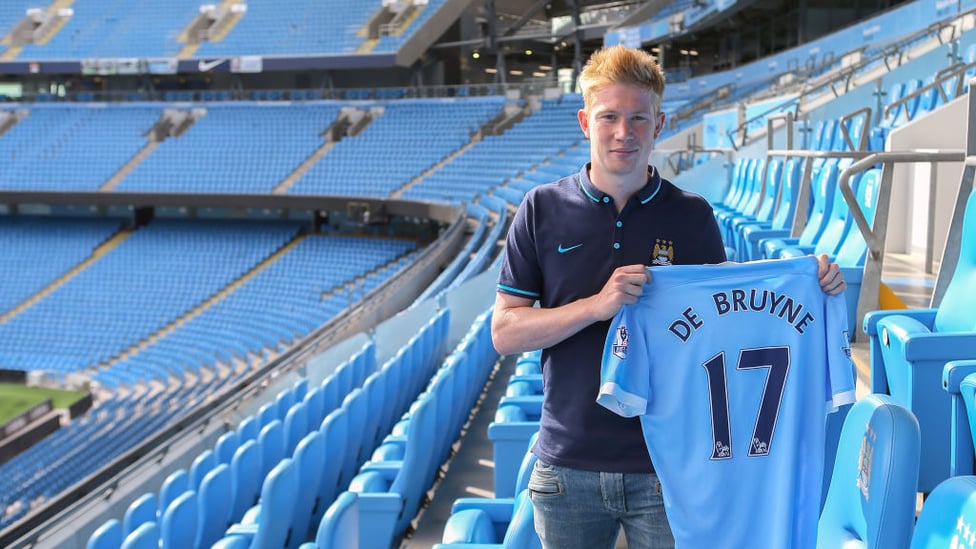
491, 45, 845, 549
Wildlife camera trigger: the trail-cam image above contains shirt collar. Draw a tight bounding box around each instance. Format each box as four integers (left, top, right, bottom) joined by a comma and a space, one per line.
575, 163, 664, 206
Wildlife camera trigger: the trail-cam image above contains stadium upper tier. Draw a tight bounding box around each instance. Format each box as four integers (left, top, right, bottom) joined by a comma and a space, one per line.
0, 0, 451, 61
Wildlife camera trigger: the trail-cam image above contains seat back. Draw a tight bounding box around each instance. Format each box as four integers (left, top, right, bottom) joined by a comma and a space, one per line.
314, 491, 360, 548
812, 163, 859, 256
818, 394, 920, 549
753, 159, 784, 224
935, 190, 976, 332
87, 518, 123, 549
122, 493, 158, 536
317, 406, 349, 517
502, 490, 542, 549
340, 388, 368, 489
258, 419, 286, 479
190, 449, 217, 491
215, 431, 239, 466
158, 469, 189, 518
160, 490, 198, 549
290, 430, 325, 547
120, 521, 159, 549
389, 394, 439, 538
283, 400, 308, 456
835, 167, 882, 267
196, 463, 233, 549
911, 476, 976, 548
252, 457, 299, 549
797, 159, 840, 247
230, 439, 262, 521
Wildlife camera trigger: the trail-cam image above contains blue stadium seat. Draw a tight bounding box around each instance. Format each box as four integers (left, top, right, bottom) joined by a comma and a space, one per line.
487, 397, 541, 499
122, 493, 158, 537
160, 490, 198, 549
87, 518, 123, 549
223, 457, 299, 549
818, 394, 920, 549
300, 491, 360, 549
434, 490, 539, 549
760, 159, 841, 259
863, 189, 976, 492
733, 158, 803, 261
910, 476, 976, 548
231, 439, 263, 522
196, 463, 234, 549
120, 521, 159, 549
289, 430, 326, 547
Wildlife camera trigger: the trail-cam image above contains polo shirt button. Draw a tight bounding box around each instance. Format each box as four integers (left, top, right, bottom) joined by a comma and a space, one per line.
613, 243, 621, 249
616, 221, 623, 228
602, 197, 610, 203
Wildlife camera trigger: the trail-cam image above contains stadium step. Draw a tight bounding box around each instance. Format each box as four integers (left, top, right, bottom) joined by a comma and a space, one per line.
176, 0, 246, 56
102, 109, 204, 191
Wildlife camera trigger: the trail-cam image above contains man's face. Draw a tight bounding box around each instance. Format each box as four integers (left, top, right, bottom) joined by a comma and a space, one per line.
578, 83, 665, 185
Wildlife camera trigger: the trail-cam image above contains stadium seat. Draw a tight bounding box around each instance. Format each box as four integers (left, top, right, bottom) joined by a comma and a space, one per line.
158, 469, 189, 518
349, 393, 438, 549
160, 490, 198, 549
86, 518, 123, 549
289, 430, 326, 547
910, 475, 976, 548
223, 457, 299, 549
818, 394, 920, 549
231, 439, 263, 522
122, 493, 158, 536
759, 159, 840, 259
120, 521, 159, 549
300, 491, 360, 549
945, 362, 976, 477
862, 189, 976, 493
487, 397, 541, 498
434, 490, 539, 549
734, 157, 803, 261
440, 433, 539, 545
196, 463, 234, 549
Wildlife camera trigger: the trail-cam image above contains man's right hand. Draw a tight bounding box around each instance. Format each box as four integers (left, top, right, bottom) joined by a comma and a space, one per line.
589, 264, 652, 321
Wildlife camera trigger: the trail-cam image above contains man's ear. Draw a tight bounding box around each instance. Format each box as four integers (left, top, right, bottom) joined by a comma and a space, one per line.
578, 109, 589, 139
654, 111, 666, 139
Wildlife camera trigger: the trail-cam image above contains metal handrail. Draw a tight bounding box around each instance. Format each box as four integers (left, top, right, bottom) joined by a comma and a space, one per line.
834, 150, 966, 328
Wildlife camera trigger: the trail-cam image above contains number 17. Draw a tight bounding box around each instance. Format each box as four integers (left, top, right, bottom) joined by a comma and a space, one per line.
701, 346, 791, 460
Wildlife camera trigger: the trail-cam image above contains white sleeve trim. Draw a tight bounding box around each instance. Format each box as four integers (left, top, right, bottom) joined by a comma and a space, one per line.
597, 381, 648, 418
827, 389, 856, 413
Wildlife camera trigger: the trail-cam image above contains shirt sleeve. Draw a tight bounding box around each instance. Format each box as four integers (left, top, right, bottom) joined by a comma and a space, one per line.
825, 292, 856, 410
497, 193, 542, 299
598, 302, 650, 417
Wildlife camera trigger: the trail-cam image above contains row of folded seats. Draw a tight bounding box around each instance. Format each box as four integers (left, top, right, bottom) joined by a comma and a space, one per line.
714, 152, 880, 333
86, 306, 454, 549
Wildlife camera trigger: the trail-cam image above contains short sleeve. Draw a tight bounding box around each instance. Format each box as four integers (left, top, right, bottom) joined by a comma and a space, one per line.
497, 193, 542, 299
825, 293, 856, 410
597, 303, 650, 417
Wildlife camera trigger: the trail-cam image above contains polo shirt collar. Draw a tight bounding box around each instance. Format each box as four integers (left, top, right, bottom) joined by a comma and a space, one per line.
575, 163, 664, 206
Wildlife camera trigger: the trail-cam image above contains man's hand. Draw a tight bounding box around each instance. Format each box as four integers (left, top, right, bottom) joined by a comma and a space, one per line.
590, 264, 652, 321
816, 254, 846, 295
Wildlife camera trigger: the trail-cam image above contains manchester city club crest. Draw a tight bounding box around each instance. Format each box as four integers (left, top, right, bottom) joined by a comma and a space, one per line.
651, 238, 674, 266
611, 325, 629, 359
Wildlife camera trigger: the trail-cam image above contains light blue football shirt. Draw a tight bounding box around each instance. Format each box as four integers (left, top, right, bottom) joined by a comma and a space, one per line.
598, 256, 855, 549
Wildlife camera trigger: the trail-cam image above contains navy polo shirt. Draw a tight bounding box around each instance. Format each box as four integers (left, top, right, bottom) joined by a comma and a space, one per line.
497, 163, 727, 473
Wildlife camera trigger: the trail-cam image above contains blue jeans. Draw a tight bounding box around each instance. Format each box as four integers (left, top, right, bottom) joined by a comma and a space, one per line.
528, 459, 674, 549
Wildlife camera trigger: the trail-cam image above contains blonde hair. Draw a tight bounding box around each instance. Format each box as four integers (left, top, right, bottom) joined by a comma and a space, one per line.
579, 45, 666, 113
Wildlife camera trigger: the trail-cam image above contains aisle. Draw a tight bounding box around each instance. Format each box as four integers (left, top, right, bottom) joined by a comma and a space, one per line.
401, 355, 516, 548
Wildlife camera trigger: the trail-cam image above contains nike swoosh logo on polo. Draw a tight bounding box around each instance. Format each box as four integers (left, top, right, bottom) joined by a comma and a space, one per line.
557, 243, 583, 254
